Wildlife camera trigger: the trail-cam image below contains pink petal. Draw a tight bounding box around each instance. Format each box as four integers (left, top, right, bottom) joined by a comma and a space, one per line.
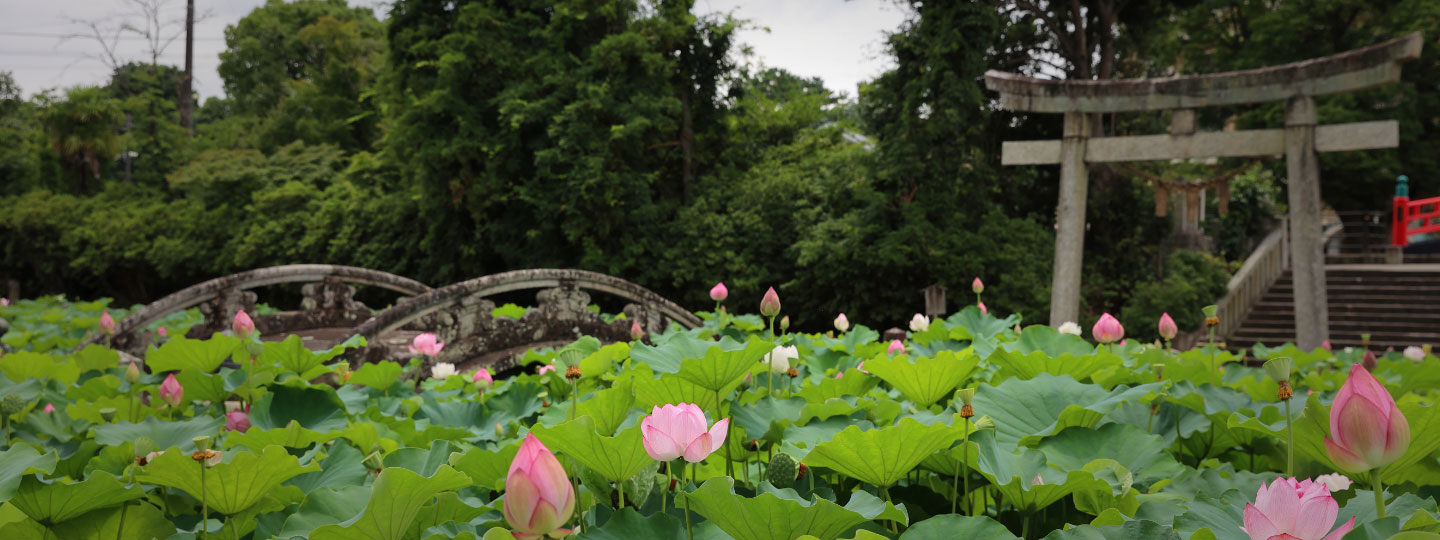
643, 424, 682, 461
1256, 479, 1300, 532
1335, 395, 1392, 464
1266, 535, 1302, 540
504, 473, 542, 533
1320, 517, 1355, 540
1324, 437, 1371, 474
682, 432, 715, 462
707, 418, 729, 452
1382, 404, 1411, 464
1243, 503, 1281, 540
1289, 492, 1338, 539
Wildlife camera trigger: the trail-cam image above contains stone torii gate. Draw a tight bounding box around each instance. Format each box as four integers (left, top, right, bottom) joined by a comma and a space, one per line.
986, 32, 1423, 349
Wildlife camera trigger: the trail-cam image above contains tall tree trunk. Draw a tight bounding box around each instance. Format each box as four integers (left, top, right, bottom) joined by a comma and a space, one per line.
179, 0, 195, 136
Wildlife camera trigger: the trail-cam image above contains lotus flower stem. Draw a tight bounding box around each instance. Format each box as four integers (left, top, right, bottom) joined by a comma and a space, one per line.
881, 486, 897, 533
953, 416, 971, 515
199, 459, 208, 540
1373, 469, 1386, 518
1022, 514, 1030, 539
663, 461, 671, 513
716, 389, 733, 478
617, 480, 624, 509
1207, 327, 1217, 386
1284, 398, 1295, 476
680, 461, 693, 540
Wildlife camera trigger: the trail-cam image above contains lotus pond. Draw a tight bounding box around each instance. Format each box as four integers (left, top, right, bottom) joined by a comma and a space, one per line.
0, 297, 1438, 540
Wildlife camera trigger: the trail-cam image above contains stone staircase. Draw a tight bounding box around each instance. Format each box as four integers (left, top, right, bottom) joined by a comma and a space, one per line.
1226, 264, 1440, 350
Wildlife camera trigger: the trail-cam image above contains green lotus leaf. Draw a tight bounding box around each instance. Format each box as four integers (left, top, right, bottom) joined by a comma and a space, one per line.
347, 361, 405, 390
896, 514, 1019, 539
634, 372, 721, 413
277, 485, 372, 539
145, 335, 240, 373
863, 349, 979, 407
249, 384, 349, 433
531, 416, 653, 484
971, 430, 1110, 513
170, 368, 226, 404
1003, 325, 1096, 357
71, 345, 120, 373
631, 334, 739, 374
833, 325, 880, 354
10, 472, 141, 524
973, 374, 1162, 447
135, 445, 321, 515
990, 347, 1120, 383
677, 337, 772, 393
448, 440, 521, 492
1170, 488, 1248, 540
260, 335, 347, 379
287, 441, 369, 493
1337, 491, 1440, 532
802, 416, 962, 487
0, 352, 80, 385
406, 492, 486, 539
384, 441, 455, 476
579, 342, 631, 378
309, 465, 470, 540
796, 371, 879, 403
684, 477, 907, 540
1038, 520, 1182, 540
227, 419, 340, 450
576, 379, 637, 436
0, 446, 57, 504
580, 508, 689, 540
1039, 424, 1184, 489
46, 500, 175, 540
731, 396, 807, 443
93, 415, 222, 452
780, 415, 875, 460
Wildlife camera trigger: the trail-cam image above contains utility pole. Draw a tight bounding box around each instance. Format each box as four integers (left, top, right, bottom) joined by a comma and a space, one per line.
180, 0, 195, 136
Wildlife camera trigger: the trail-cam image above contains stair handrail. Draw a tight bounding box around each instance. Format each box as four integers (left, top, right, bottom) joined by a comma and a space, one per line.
1215, 218, 1291, 340
1392, 175, 1440, 247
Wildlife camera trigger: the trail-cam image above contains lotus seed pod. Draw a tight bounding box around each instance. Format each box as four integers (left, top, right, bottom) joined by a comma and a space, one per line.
134, 437, 157, 457
1, 394, 26, 416
767, 452, 799, 488
192, 435, 212, 452
1263, 357, 1293, 383
955, 388, 975, 406
99, 408, 116, 422
973, 415, 995, 430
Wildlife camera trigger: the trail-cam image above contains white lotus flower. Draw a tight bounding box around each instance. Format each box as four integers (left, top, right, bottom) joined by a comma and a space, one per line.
1316, 473, 1353, 492
431, 362, 458, 379
909, 313, 930, 332
1057, 322, 1082, 336
1404, 346, 1425, 361
766, 346, 799, 374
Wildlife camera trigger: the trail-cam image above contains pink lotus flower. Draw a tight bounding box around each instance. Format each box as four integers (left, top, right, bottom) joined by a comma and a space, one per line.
157, 327, 167, 338
504, 434, 575, 540
159, 374, 183, 408
641, 403, 729, 463
99, 312, 116, 335
43, 403, 54, 413
710, 282, 728, 302
1321, 340, 1332, 352
834, 313, 849, 332
835, 371, 844, 379
978, 301, 987, 315
226, 411, 251, 433
972, 277, 984, 294
473, 368, 493, 386
408, 333, 444, 357
1092, 313, 1124, 344
1241, 477, 1354, 540
759, 287, 781, 317
857, 361, 867, 374
1158, 312, 1177, 340
537, 364, 556, 375
887, 339, 905, 355
0, 297, 8, 306
630, 320, 644, 341
1324, 364, 1410, 473
232, 310, 255, 340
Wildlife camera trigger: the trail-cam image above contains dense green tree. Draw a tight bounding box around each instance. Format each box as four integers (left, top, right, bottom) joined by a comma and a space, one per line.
108, 63, 189, 186
38, 87, 124, 194
0, 72, 49, 192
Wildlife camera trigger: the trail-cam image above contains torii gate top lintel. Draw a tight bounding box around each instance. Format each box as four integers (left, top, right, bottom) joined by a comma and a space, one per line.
984, 32, 1422, 113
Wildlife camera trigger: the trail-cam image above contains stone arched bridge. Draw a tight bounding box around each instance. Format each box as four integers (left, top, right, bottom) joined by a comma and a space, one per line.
78, 265, 701, 373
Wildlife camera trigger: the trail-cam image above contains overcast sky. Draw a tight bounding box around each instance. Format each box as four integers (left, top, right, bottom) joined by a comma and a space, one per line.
1, 0, 908, 101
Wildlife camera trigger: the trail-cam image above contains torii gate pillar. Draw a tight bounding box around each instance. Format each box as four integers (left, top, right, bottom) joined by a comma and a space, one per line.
1285, 96, 1328, 349
1050, 112, 1089, 327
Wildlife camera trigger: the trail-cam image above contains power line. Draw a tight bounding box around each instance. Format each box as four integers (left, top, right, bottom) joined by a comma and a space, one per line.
0, 30, 225, 42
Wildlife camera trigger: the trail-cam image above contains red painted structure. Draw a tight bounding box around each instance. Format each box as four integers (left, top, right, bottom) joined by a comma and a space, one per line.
1393, 175, 1440, 247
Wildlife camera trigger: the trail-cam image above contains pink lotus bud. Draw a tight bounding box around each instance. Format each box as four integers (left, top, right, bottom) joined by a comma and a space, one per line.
1320, 340, 1332, 352
1241, 477, 1354, 540
1157, 313, 1177, 340
887, 339, 905, 355
473, 368, 493, 386
408, 333, 445, 357
159, 374, 183, 408
1324, 364, 1410, 473
99, 312, 116, 335
232, 310, 255, 340
43, 403, 55, 413
972, 277, 984, 294
630, 320, 644, 341
225, 411, 251, 433
157, 327, 167, 338
833, 313, 849, 333
538, 364, 556, 375
640, 403, 729, 463
835, 371, 844, 379
759, 287, 781, 317
978, 301, 987, 315
0, 297, 8, 306
1091, 313, 1124, 344
1361, 350, 1377, 371
504, 434, 575, 539
709, 282, 728, 302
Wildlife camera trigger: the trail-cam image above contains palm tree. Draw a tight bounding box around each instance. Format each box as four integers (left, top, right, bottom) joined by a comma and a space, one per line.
41, 87, 123, 193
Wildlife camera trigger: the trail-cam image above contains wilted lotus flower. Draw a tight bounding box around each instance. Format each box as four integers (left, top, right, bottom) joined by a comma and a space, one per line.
1404, 346, 1424, 361
1031, 474, 1044, 486
99, 312, 116, 335
431, 362, 458, 379
1240, 477, 1354, 540
630, 320, 644, 341
409, 333, 444, 357
766, 345, 798, 374
710, 282, 728, 302
1092, 313, 1124, 344
1324, 364, 1410, 473
473, 368, 493, 386
225, 410, 251, 433
887, 339, 905, 355
1158, 313, 1177, 340
232, 310, 255, 340
1057, 321, 1082, 336
909, 314, 930, 332
159, 374, 183, 408
759, 287, 781, 317
972, 277, 984, 294
641, 403, 729, 463
504, 434, 575, 540
834, 313, 850, 333
1314, 473, 1352, 493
